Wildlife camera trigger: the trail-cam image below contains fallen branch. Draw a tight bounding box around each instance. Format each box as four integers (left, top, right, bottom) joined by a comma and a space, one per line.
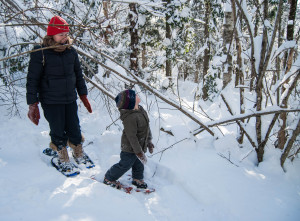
207, 108, 300, 128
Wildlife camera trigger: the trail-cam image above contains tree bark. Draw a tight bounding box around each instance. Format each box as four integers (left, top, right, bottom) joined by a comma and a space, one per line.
231, 0, 244, 144
255, 0, 268, 163
202, 0, 211, 100
103, 0, 112, 45
278, 0, 298, 149
280, 117, 300, 169
142, 43, 147, 69
165, 0, 172, 78
222, 4, 234, 89
255, 0, 283, 162
129, 3, 139, 76
234, 0, 257, 91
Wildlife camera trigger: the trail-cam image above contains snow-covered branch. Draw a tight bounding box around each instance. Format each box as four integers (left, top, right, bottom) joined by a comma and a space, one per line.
207, 108, 300, 128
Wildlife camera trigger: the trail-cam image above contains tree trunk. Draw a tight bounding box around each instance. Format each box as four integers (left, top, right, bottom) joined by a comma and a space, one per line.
103, 0, 112, 45
192, 0, 202, 84
254, 0, 259, 37
129, 3, 139, 76
222, 3, 234, 89
256, 0, 268, 163
142, 43, 147, 69
231, 0, 245, 144
280, 117, 300, 169
234, 0, 257, 92
103, 1, 110, 18
275, 13, 283, 105
277, 0, 298, 149
202, 0, 211, 100
165, 0, 172, 78
194, 58, 201, 83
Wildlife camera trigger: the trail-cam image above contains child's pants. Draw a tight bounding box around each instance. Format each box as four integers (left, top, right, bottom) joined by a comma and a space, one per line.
105, 151, 144, 181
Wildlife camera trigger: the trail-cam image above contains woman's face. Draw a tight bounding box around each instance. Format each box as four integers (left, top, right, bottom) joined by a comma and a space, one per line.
53, 32, 69, 44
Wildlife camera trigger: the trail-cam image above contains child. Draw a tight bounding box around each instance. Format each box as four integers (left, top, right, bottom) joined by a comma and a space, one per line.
104, 89, 154, 189
26, 16, 94, 176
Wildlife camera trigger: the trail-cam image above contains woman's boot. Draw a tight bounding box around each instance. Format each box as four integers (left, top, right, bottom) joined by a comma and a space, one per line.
68, 142, 95, 168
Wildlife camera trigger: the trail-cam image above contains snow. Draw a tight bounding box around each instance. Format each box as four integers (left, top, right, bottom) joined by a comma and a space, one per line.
272, 40, 297, 62
224, 2, 232, 13
0, 84, 299, 221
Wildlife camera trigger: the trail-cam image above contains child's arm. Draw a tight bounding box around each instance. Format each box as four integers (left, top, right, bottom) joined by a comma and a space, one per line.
147, 128, 154, 153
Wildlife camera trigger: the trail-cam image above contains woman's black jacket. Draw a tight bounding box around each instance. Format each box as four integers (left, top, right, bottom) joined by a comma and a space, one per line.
26, 45, 88, 105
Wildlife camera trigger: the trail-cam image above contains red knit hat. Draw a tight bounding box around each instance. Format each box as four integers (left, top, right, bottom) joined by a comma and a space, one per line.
47, 16, 69, 36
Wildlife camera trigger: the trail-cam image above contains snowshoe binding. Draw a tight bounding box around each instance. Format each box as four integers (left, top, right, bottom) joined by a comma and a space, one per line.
73, 152, 95, 169
69, 143, 95, 169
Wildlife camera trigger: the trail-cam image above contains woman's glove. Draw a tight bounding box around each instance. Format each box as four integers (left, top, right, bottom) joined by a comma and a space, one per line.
80, 95, 92, 113
148, 141, 154, 154
28, 102, 40, 125
136, 152, 147, 164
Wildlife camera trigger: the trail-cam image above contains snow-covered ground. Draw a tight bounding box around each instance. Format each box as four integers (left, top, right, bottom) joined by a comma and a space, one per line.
0, 85, 299, 221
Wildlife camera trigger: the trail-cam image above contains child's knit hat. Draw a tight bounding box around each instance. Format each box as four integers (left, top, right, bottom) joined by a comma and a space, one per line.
47, 16, 69, 36
115, 89, 136, 109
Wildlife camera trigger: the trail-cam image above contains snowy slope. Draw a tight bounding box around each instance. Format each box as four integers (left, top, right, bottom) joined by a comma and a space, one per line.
0, 87, 300, 221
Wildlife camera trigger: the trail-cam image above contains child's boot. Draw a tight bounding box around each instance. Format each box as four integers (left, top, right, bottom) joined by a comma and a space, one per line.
132, 179, 148, 189
68, 142, 94, 168
103, 178, 122, 189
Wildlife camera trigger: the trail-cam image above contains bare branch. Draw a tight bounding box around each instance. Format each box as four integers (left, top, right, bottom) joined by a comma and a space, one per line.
207, 108, 300, 128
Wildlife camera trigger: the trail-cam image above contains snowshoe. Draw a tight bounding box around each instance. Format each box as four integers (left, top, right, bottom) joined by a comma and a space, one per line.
101, 177, 133, 193
51, 156, 80, 177
73, 152, 95, 169
43, 147, 58, 157
134, 187, 155, 194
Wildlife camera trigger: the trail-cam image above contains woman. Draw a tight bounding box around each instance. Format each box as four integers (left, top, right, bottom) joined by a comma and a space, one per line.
26, 16, 94, 176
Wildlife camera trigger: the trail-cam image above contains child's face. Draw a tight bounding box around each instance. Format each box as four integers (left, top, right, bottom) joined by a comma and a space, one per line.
53, 32, 69, 44
136, 95, 141, 105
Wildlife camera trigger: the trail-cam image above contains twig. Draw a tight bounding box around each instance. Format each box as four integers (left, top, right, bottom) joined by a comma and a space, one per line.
148, 138, 189, 157
218, 152, 239, 167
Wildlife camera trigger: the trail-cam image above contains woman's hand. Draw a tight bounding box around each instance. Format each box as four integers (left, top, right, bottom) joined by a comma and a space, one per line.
28, 102, 40, 125
80, 95, 92, 113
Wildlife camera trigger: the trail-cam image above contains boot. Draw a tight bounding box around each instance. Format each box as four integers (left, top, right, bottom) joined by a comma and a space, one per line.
57, 146, 70, 163
103, 177, 122, 189
68, 142, 95, 168
50, 142, 79, 176
132, 179, 148, 189
50, 142, 70, 163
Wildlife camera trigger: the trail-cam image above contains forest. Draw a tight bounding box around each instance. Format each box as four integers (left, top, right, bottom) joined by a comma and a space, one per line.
0, 0, 299, 169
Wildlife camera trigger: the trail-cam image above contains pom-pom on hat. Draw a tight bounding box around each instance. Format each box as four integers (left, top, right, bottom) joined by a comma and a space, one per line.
115, 90, 136, 110
47, 16, 69, 36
